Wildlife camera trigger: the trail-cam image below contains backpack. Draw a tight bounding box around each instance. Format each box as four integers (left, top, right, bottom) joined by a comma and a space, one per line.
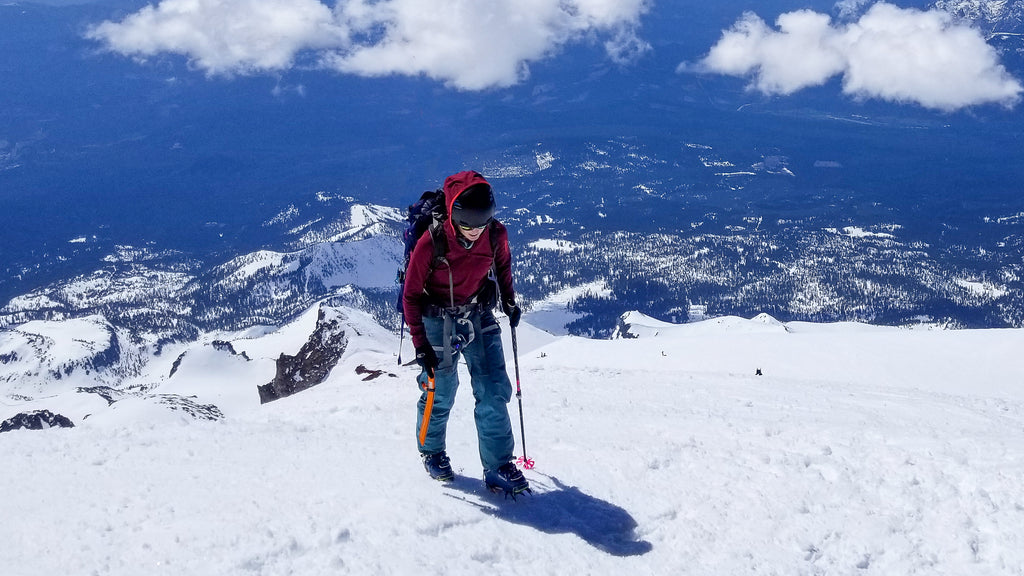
395, 189, 500, 317
395, 189, 447, 314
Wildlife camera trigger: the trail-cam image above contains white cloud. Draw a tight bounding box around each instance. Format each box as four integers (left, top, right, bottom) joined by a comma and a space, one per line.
87, 0, 649, 90
693, 2, 1023, 111
700, 10, 846, 95
86, 0, 349, 75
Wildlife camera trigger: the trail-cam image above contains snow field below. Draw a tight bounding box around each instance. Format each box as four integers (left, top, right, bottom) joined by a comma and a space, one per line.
2, 315, 1024, 575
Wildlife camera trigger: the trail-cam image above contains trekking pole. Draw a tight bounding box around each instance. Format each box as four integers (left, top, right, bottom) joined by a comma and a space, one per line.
397, 317, 406, 365
417, 369, 436, 448
511, 326, 535, 469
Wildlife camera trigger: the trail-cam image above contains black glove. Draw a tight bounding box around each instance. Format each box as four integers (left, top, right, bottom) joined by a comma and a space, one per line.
415, 345, 438, 375
502, 300, 521, 329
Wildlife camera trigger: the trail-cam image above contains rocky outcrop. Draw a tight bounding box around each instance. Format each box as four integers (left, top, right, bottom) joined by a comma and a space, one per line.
1, 410, 75, 433
212, 340, 251, 360
613, 314, 640, 339
355, 364, 397, 381
75, 386, 125, 406
155, 394, 224, 421
257, 306, 349, 404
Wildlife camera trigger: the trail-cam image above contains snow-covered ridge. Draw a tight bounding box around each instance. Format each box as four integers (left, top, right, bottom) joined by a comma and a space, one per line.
0, 303, 393, 425
1, 202, 404, 332
212, 235, 400, 294
614, 310, 789, 339
0, 315, 141, 395
288, 203, 402, 248
0, 202, 405, 405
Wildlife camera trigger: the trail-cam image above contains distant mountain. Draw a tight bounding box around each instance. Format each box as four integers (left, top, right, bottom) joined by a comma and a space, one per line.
0, 315, 133, 395
0, 201, 403, 344
934, 0, 1024, 29
933, 0, 1024, 57
4, 134, 1024, 348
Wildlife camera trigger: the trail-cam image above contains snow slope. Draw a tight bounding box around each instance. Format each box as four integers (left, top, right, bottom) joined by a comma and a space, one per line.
2, 310, 1024, 575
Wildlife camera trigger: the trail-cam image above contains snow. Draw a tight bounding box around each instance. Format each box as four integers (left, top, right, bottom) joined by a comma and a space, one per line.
212, 236, 400, 293
348, 204, 401, 229
840, 226, 895, 239
955, 277, 1009, 299
523, 280, 611, 335
16, 315, 112, 358
528, 238, 582, 252
228, 250, 293, 281
311, 236, 401, 290
0, 315, 121, 394
2, 292, 62, 312
990, 211, 1024, 224
3, 309, 1024, 575
536, 151, 556, 170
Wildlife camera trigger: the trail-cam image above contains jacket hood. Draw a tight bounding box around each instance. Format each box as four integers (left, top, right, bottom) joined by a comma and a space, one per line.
443, 170, 491, 235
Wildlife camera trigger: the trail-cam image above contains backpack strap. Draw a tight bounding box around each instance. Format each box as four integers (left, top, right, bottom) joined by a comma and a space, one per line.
425, 218, 455, 309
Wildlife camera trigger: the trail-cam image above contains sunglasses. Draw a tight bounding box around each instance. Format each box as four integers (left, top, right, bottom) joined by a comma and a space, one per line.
458, 222, 489, 231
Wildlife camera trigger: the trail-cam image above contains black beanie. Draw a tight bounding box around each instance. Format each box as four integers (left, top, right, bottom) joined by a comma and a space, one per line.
455, 183, 494, 210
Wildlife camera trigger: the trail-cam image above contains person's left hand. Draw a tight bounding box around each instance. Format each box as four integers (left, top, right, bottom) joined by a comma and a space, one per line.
502, 299, 521, 328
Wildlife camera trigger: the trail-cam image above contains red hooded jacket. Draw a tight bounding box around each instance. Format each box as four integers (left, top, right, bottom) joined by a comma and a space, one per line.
402, 171, 515, 350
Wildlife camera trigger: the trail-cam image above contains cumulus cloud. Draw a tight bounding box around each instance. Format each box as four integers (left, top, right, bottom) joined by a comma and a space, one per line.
86, 0, 650, 89
693, 2, 1022, 111
86, 0, 348, 75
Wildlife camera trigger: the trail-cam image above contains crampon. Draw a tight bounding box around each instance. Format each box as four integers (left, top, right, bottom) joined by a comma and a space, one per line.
484, 462, 531, 499
485, 481, 532, 500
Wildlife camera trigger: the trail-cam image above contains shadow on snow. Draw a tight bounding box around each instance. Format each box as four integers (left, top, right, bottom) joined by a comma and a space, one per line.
445, 472, 653, 557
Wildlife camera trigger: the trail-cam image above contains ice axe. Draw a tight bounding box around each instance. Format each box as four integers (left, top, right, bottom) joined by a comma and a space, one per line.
417, 368, 435, 448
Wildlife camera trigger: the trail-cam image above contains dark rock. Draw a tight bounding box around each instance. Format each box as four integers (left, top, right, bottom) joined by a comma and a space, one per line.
1, 410, 75, 433
154, 394, 224, 421
212, 340, 250, 360
258, 306, 349, 403
614, 314, 640, 339
76, 386, 124, 406
355, 364, 396, 381
169, 351, 187, 378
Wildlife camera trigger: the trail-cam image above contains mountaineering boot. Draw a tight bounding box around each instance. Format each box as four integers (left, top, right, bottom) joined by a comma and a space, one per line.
484, 462, 530, 497
422, 451, 454, 482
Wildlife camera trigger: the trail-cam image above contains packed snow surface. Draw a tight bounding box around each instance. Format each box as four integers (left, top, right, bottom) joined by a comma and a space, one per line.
2, 310, 1024, 575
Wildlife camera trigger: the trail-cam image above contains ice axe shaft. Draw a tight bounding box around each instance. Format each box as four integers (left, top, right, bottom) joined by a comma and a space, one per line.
417, 371, 436, 448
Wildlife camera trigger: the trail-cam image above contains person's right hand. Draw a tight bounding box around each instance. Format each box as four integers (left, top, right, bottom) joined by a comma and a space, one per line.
416, 345, 438, 376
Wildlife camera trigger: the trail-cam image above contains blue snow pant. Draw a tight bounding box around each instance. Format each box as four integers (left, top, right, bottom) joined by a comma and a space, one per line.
416, 308, 515, 472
